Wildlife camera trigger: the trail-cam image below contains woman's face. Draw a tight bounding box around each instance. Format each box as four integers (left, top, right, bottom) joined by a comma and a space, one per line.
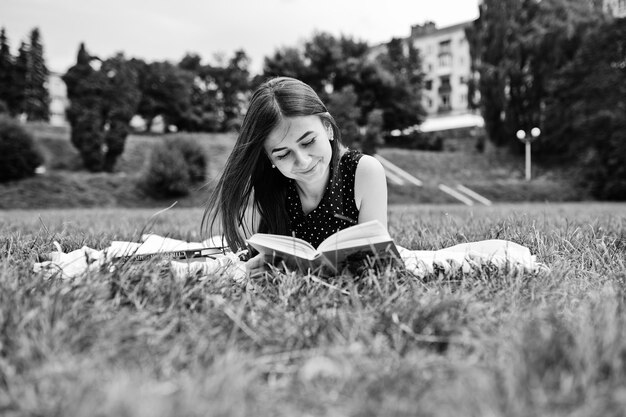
263, 115, 333, 186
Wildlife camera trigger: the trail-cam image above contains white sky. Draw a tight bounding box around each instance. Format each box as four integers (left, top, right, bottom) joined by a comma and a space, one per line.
1, 0, 480, 74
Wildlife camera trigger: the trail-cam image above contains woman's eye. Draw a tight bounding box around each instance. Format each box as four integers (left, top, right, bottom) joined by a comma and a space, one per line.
302, 138, 316, 147
276, 152, 290, 160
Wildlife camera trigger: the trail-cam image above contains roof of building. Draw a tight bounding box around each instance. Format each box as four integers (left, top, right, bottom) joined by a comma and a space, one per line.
411, 20, 475, 40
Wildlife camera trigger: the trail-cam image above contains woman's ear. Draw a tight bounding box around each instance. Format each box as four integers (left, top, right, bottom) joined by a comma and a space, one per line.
325, 123, 334, 141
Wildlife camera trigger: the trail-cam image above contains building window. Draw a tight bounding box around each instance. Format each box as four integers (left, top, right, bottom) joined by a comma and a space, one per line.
439, 75, 451, 92
425, 79, 433, 90
439, 39, 451, 54
438, 54, 451, 68
439, 93, 451, 113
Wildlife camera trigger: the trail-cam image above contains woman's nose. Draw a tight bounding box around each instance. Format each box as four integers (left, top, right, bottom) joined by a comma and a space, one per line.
294, 150, 311, 167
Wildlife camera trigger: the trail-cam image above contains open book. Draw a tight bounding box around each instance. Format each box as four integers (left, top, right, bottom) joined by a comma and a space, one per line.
246, 220, 400, 274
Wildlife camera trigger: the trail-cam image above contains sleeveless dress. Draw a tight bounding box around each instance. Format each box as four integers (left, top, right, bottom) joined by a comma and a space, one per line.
285, 149, 363, 248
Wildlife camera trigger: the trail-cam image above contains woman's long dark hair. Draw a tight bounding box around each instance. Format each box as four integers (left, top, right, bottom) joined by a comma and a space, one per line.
202, 77, 342, 252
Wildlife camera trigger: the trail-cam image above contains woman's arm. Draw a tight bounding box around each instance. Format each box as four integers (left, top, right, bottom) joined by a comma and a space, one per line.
354, 154, 388, 228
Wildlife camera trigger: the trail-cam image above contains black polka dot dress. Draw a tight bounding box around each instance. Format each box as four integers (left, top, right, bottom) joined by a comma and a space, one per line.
286, 149, 363, 248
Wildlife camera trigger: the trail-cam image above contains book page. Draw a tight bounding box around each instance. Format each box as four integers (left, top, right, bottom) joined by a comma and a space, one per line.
247, 233, 319, 260
317, 220, 390, 252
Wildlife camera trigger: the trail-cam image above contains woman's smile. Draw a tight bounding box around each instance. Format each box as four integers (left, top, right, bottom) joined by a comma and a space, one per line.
294, 159, 320, 175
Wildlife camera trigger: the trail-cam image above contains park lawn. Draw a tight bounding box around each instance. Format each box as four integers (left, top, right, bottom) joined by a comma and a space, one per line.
0, 122, 585, 210
1, 202, 625, 416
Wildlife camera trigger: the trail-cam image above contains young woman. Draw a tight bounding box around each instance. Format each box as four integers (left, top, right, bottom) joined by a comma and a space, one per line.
202, 77, 388, 274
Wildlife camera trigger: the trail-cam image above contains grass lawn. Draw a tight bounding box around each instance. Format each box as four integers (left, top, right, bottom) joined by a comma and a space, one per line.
1, 202, 625, 416
0, 123, 587, 209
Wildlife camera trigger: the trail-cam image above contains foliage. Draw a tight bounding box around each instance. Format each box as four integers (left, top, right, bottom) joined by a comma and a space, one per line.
176, 50, 252, 132
139, 137, 208, 197
362, 109, 384, 155
0, 28, 17, 115
0, 115, 43, 181
467, 0, 603, 151
0, 28, 49, 120
177, 53, 223, 132
262, 47, 309, 82
132, 59, 193, 132
262, 32, 426, 133
22, 28, 49, 121
544, 17, 626, 199
63, 45, 141, 172
384, 131, 444, 151
374, 38, 426, 130
326, 85, 361, 147
1, 205, 626, 415
212, 50, 252, 131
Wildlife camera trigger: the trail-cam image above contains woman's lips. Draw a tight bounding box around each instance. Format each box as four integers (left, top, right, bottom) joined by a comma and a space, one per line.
296, 160, 319, 175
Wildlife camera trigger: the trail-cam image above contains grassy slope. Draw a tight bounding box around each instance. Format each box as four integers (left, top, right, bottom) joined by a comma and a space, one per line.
1, 203, 625, 416
0, 123, 584, 209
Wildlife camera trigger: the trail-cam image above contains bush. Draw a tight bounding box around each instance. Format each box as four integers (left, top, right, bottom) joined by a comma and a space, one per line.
173, 137, 208, 182
0, 116, 44, 182
384, 131, 444, 151
139, 137, 208, 198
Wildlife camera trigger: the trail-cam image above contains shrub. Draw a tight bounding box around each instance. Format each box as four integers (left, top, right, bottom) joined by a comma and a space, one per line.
0, 116, 44, 182
383, 131, 444, 151
139, 137, 208, 198
173, 137, 207, 182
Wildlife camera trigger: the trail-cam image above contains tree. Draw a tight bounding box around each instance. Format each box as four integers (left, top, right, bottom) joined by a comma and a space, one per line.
262, 47, 309, 82
12, 41, 29, 116
261, 32, 425, 133
63, 44, 107, 170
375, 38, 426, 130
362, 109, 385, 155
101, 54, 141, 171
303, 32, 343, 93
136, 61, 193, 132
64, 44, 140, 172
468, 0, 603, 150
23, 28, 49, 121
544, 18, 626, 199
0, 28, 16, 115
215, 50, 251, 131
176, 53, 222, 132
326, 85, 361, 147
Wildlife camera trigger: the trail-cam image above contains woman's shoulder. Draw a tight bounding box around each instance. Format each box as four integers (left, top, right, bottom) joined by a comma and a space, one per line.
355, 153, 384, 175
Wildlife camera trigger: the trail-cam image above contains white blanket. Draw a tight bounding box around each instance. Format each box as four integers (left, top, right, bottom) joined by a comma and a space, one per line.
33, 234, 542, 282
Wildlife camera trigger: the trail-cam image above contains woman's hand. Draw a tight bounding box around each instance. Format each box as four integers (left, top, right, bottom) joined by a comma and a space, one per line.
245, 252, 287, 278
245, 252, 267, 278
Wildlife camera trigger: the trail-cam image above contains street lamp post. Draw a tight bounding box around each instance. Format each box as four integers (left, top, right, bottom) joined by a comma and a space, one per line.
516, 127, 541, 181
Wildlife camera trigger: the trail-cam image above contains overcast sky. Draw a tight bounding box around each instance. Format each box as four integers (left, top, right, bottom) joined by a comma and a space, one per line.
1, 0, 480, 74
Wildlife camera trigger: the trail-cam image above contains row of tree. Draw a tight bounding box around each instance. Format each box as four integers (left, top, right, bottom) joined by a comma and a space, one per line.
468, 0, 626, 198
0, 28, 49, 120
60, 32, 426, 171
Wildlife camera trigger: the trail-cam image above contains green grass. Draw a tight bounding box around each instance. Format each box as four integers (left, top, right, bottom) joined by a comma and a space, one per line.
1, 203, 625, 416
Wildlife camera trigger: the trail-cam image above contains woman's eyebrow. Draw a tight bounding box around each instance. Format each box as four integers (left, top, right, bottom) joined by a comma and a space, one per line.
270, 131, 315, 154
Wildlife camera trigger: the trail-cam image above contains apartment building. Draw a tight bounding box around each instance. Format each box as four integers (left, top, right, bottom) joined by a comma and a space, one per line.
409, 21, 475, 118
